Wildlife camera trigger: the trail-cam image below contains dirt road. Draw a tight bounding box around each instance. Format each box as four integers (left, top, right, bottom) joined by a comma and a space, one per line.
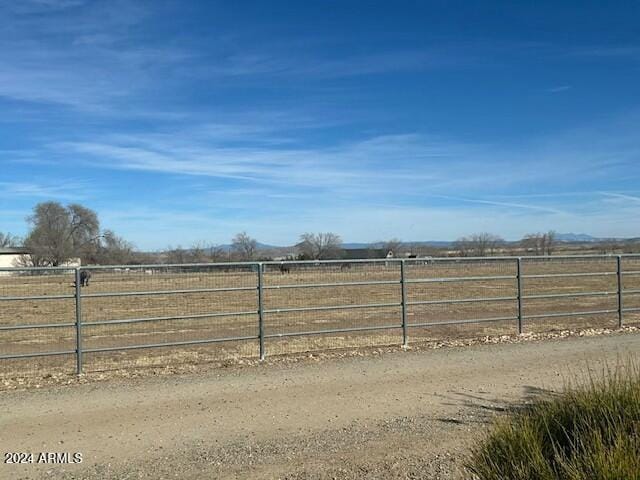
2, 332, 639, 480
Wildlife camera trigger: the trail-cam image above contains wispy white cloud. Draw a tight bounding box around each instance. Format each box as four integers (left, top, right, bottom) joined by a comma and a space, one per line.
51, 132, 447, 193
429, 194, 568, 215
490, 191, 600, 199
94, 195, 640, 249
0, 1, 188, 110
200, 49, 458, 79
5, 116, 640, 248
547, 85, 571, 93
4, 0, 87, 14
38, 105, 640, 206
600, 192, 640, 203
0, 3, 499, 113
0, 0, 441, 114
0, 181, 88, 200
566, 45, 640, 60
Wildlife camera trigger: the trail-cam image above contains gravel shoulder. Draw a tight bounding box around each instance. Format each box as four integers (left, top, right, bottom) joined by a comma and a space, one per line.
2, 332, 639, 480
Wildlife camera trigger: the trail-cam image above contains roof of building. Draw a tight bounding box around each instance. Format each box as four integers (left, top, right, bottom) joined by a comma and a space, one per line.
0, 247, 30, 255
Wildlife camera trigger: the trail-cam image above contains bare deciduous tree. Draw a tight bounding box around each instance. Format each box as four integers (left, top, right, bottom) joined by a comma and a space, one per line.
23, 202, 100, 266
297, 232, 342, 260
164, 242, 226, 264
544, 230, 556, 256
521, 231, 557, 256
232, 232, 258, 260
93, 230, 135, 265
210, 245, 226, 261
381, 238, 403, 257
454, 237, 472, 257
455, 233, 503, 257
187, 242, 208, 264
165, 246, 189, 264
521, 233, 542, 255
190, 241, 226, 263
0, 232, 21, 248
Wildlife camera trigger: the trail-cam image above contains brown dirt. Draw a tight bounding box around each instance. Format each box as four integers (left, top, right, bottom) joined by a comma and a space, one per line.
3, 258, 640, 378
2, 331, 639, 480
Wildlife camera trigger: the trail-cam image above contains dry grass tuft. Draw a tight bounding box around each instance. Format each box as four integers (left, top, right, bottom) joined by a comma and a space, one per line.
468, 359, 640, 480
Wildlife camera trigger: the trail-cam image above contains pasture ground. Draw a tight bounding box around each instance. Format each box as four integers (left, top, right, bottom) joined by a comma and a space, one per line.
1, 331, 639, 480
3, 257, 640, 380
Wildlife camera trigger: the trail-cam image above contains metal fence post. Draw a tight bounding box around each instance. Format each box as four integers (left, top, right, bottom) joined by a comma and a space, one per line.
617, 255, 623, 328
516, 258, 523, 335
257, 263, 265, 360
74, 268, 83, 374
400, 260, 408, 347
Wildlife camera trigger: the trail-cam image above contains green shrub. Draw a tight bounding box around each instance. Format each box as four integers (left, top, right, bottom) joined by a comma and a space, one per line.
468, 362, 640, 480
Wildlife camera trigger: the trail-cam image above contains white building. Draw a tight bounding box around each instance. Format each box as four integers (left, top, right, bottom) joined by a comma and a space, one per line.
0, 247, 30, 269
0, 248, 81, 273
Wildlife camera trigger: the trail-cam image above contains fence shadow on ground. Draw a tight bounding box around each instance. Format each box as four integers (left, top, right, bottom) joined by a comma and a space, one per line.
434, 385, 561, 427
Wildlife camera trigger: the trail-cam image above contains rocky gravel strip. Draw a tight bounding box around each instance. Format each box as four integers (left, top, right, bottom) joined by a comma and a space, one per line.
53, 413, 482, 480
3, 325, 638, 391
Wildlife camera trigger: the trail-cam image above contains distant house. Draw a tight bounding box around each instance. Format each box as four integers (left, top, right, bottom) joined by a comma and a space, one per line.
0, 247, 31, 269
272, 253, 298, 261
0, 247, 81, 274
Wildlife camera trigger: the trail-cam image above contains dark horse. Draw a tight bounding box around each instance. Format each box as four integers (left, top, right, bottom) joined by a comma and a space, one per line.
279, 263, 291, 274
79, 270, 91, 287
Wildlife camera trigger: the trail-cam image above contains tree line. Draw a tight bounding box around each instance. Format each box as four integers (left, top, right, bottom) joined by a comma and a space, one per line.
453, 231, 557, 257
2, 202, 136, 266
1, 202, 347, 266
2, 202, 620, 267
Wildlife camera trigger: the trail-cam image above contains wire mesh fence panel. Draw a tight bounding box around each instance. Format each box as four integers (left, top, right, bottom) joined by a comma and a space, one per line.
522, 257, 617, 275
1, 325, 76, 355
405, 258, 517, 280
81, 264, 259, 372
408, 319, 518, 344
85, 341, 259, 373
521, 257, 618, 333
262, 261, 403, 355
266, 328, 403, 357
0, 356, 77, 384
0, 268, 77, 379
0, 256, 638, 381
622, 256, 640, 325
405, 259, 518, 342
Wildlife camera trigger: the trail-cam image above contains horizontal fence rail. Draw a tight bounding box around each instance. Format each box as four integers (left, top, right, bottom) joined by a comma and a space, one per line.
1, 254, 640, 376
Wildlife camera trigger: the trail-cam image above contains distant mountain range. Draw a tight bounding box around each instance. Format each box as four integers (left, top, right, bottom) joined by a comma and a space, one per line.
217, 242, 279, 252
344, 235, 627, 249
554, 233, 600, 242
554, 233, 640, 243
341, 241, 453, 249
212, 233, 633, 252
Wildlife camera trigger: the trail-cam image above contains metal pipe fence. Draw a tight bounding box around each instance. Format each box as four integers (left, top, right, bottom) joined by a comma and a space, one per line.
1, 255, 640, 377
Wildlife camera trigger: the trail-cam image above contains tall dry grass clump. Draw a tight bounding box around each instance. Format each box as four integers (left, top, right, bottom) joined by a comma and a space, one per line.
468, 361, 640, 480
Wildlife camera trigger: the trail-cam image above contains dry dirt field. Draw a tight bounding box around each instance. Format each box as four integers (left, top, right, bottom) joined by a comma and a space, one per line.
2, 257, 640, 379
1, 331, 639, 480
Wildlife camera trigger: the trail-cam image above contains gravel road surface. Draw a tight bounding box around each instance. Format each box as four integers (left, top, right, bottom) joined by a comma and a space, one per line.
2, 332, 639, 480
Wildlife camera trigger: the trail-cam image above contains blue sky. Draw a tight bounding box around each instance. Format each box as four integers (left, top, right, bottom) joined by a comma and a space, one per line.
1, 0, 640, 249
